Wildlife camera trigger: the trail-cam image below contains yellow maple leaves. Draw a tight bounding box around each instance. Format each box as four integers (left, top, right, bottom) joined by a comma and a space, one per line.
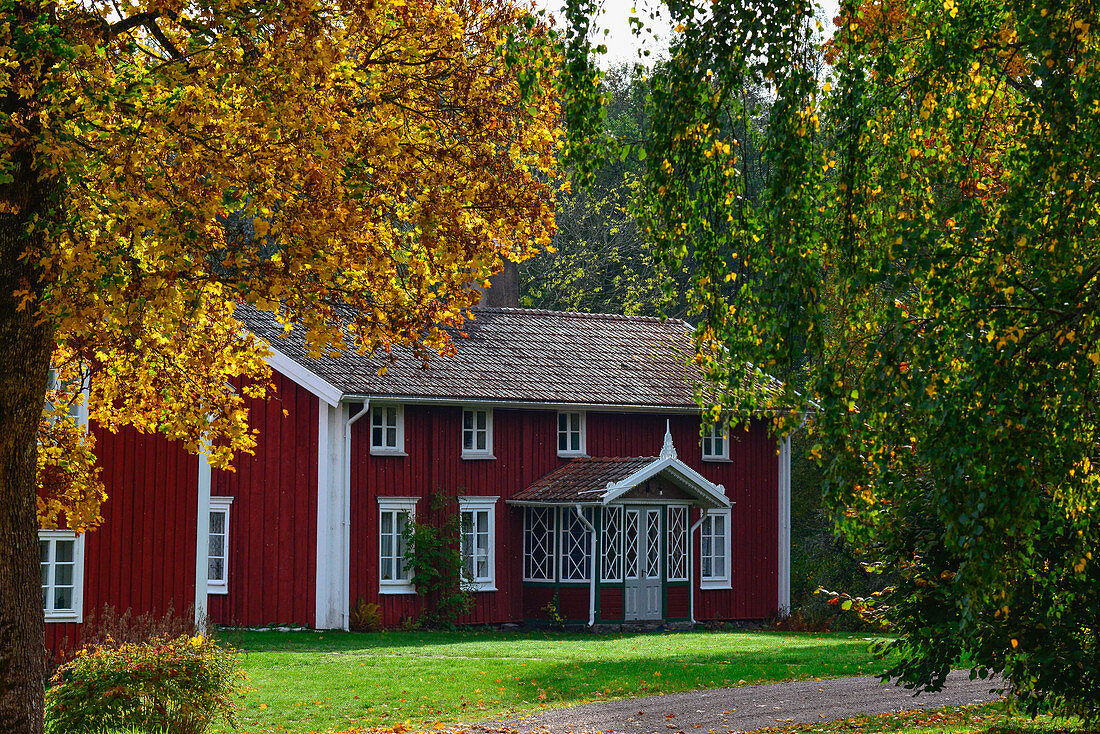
5, 0, 562, 528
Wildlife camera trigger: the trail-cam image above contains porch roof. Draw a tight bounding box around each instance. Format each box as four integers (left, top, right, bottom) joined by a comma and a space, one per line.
509, 454, 731, 509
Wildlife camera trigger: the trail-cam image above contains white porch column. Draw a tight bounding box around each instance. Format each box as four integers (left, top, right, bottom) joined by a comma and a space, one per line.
195, 451, 212, 627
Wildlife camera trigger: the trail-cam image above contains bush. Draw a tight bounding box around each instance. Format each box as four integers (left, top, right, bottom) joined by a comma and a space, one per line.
45, 634, 244, 734
349, 599, 383, 632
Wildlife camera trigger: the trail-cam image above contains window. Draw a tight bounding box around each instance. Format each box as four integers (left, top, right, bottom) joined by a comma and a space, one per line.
46, 366, 88, 427
557, 411, 586, 457
667, 505, 689, 581
461, 408, 493, 459
370, 404, 405, 455
39, 530, 83, 622
702, 421, 729, 461
601, 506, 623, 582
523, 507, 555, 581
378, 497, 418, 593
700, 509, 732, 589
559, 508, 593, 582
208, 496, 234, 594
459, 496, 498, 591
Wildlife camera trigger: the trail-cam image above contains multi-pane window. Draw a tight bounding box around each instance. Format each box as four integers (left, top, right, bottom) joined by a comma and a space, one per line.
46, 367, 87, 427
624, 509, 640, 580
702, 422, 728, 460
461, 408, 492, 458
370, 404, 404, 454
701, 509, 732, 588
559, 508, 593, 581
379, 497, 418, 593
645, 509, 661, 580
557, 411, 586, 457
667, 505, 689, 581
39, 530, 83, 621
459, 496, 498, 591
601, 506, 623, 582
523, 507, 555, 581
208, 497, 234, 594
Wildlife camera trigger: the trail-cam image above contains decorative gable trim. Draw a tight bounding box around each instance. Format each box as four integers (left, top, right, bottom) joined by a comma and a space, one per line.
601, 456, 731, 509
263, 344, 343, 407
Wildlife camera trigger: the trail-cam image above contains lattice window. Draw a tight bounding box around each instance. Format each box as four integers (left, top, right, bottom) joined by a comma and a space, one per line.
208, 496, 234, 593
645, 509, 661, 579
560, 508, 593, 581
667, 505, 688, 581
523, 507, 555, 581
601, 506, 623, 582
624, 510, 640, 579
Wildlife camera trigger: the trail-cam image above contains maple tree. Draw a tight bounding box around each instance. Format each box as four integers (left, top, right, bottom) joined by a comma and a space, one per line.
558, 0, 1098, 721
0, 0, 559, 730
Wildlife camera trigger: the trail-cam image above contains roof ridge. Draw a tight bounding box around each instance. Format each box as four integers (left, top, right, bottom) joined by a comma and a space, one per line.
473, 306, 688, 328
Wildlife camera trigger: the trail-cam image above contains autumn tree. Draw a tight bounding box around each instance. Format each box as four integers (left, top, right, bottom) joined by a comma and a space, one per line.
0, 1, 559, 730
558, 0, 1099, 721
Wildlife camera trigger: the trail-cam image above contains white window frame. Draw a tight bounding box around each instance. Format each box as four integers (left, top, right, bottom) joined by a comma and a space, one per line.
559, 508, 594, 582
600, 506, 623, 582
39, 530, 84, 623
378, 497, 419, 594
667, 505, 689, 582
461, 407, 494, 459
523, 507, 556, 582
556, 411, 587, 457
207, 496, 234, 595
701, 421, 729, 461
47, 366, 89, 428
369, 403, 406, 456
458, 496, 498, 592
700, 508, 732, 589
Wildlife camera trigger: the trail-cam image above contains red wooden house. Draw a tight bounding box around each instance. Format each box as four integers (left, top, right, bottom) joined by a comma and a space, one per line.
42, 306, 792, 646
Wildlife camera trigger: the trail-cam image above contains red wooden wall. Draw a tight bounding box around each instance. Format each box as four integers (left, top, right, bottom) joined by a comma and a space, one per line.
46, 426, 199, 653
350, 407, 779, 626
207, 371, 319, 628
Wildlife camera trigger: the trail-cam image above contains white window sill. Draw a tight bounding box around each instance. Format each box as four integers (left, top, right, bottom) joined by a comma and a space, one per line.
45, 611, 81, 623
208, 585, 229, 595
467, 583, 498, 593
461, 453, 496, 461
700, 579, 732, 590
379, 584, 416, 595
702, 456, 731, 463
557, 452, 588, 459
371, 449, 408, 457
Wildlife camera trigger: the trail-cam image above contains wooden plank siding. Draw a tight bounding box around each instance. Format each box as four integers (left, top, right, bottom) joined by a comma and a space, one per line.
350, 407, 779, 626
46, 426, 199, 653
207, 372, 319, 628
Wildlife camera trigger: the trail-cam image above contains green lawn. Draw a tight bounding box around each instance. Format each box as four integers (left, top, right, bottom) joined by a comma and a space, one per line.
217, 628, 891, 734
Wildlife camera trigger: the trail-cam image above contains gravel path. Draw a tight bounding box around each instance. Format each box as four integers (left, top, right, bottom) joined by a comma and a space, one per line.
474, 671, 1004, 734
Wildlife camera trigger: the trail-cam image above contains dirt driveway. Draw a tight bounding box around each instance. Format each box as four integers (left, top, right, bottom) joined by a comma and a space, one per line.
472, 671, 1004, 734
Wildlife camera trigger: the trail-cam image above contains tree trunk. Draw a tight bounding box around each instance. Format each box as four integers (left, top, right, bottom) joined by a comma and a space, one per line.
0, 155, 58, 734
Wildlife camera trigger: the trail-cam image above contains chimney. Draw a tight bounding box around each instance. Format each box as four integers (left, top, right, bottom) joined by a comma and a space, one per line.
479, 259, 520, 308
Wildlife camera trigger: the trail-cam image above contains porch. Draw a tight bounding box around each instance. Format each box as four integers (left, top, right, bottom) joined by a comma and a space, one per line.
508, 428, 733, 625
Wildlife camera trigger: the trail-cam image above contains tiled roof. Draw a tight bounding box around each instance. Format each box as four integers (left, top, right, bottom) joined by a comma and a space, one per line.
236, 304, 702, 408
511, 457, 657, 503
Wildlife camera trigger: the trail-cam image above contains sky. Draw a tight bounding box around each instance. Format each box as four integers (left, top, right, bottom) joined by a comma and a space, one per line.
534, 0, 843, 67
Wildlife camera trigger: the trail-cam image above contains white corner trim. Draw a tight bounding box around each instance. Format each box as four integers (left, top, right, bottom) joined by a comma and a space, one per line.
777, 435, 792, 615
195, 451, 212, 626
263, 343, 343, 407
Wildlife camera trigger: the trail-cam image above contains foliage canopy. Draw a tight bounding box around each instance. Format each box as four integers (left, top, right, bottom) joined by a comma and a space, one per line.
558, 0, 1099, 721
